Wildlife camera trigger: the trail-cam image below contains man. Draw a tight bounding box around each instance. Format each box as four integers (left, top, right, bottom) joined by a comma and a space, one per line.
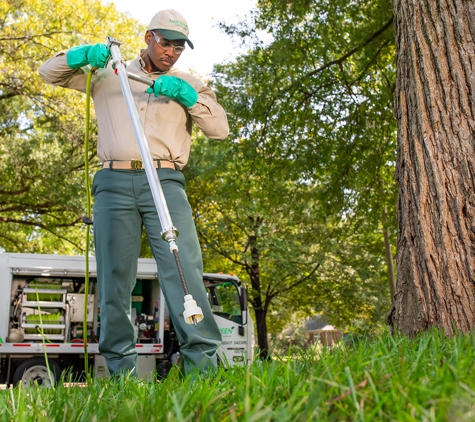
39, 9, 228, 377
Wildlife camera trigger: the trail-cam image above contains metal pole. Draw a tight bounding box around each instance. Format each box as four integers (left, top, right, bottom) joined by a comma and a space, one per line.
107, 37, 178, 248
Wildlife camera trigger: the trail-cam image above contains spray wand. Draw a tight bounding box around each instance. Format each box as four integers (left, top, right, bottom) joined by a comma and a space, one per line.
107, 36, 203, 325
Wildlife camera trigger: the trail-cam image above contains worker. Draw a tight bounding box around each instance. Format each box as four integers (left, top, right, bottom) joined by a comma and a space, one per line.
38, 9, 228, 378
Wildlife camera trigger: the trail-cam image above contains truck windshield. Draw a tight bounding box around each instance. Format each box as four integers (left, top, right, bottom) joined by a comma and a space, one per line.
206, 282, 242, 324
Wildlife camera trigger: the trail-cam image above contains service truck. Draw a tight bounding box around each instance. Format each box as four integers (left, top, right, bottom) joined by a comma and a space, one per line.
0, 253, 254, 387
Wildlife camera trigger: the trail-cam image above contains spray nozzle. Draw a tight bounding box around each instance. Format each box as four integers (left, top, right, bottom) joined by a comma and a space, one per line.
183, 294, 204, 325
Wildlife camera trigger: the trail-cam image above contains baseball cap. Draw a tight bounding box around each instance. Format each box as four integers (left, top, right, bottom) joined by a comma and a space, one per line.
147, 10, 194, 49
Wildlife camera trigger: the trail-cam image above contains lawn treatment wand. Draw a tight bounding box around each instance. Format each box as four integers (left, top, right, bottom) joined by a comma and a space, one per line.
107, 36, 203, 326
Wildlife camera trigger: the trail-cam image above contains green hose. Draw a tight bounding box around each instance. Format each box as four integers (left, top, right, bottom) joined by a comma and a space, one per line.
83, 69, 94, 377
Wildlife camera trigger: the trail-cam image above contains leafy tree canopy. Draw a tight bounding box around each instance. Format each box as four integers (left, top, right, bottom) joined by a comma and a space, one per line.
1, 0, 142, 252
189, 0, 397, 345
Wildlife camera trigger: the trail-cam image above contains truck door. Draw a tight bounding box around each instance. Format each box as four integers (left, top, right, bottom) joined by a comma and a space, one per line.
205, 280, 254, 366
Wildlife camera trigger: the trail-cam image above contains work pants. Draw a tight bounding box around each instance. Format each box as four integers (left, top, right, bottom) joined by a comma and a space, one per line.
92, 167, 221, 377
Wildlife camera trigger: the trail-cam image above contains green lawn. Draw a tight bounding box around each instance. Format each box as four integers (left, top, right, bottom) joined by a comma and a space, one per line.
1, 329, 474, 421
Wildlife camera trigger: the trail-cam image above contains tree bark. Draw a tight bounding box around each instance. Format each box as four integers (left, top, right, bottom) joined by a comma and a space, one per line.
253, 306, 270, 360
382, 205, 396, 302
389, 0, 475, 335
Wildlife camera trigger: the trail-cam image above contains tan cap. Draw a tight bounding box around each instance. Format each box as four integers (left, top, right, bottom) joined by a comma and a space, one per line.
147, 10, 194, 49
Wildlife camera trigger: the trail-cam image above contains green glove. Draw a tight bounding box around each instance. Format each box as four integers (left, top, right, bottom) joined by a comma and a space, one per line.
66, 43, 110, 70
146, 75, 198, 108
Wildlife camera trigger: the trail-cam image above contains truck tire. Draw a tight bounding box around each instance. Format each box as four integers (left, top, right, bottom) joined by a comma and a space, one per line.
12, 357, 62, 388
156, 361, 172, 379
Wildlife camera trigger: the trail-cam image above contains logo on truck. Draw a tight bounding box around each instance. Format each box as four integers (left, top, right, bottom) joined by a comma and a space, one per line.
220, 327, 235, 335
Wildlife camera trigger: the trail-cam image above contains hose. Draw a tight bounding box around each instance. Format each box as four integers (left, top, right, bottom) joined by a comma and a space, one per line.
82, 69, 94, 377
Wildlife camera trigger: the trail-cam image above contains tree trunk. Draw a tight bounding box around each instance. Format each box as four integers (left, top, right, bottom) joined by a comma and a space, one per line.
389, 0, 475, 335
253, 305, 270, 360
247, 220, 270, 359
249, 269, 270, 359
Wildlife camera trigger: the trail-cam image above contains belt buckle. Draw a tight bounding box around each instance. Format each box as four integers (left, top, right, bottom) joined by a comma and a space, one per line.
131, 160, 143, 170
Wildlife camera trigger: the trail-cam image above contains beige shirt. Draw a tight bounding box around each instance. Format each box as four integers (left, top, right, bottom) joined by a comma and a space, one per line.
38, 50, 229, 169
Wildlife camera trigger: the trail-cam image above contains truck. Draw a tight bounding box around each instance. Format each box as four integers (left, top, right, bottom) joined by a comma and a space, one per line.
0, 253, 254, 387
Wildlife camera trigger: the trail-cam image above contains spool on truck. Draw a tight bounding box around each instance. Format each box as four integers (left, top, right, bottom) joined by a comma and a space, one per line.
0, 253, 254, 387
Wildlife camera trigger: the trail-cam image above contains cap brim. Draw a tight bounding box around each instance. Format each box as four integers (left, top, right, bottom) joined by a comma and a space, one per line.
156, 29, 194, 49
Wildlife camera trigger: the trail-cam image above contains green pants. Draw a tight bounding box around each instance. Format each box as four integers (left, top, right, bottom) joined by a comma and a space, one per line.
92, 167, 221, 377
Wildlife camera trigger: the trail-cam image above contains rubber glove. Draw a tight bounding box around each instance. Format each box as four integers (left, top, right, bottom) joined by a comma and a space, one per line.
66, 43, 110, 70
146, 75, 198, 108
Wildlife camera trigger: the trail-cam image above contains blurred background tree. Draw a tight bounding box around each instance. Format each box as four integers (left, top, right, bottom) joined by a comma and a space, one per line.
0, 0, 139, 253
187, 0, 396, 356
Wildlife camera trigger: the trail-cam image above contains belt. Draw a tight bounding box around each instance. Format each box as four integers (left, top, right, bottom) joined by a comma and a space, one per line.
102, 160, 176, 170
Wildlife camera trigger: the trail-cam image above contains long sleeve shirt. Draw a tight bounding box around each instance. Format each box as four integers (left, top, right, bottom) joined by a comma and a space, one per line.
38, 49, 229, 169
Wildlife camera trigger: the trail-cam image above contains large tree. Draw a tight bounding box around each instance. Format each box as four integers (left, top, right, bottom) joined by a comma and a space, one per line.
188, 0, 398, 356
389, 0, 475, 334
186, 134, 330, 358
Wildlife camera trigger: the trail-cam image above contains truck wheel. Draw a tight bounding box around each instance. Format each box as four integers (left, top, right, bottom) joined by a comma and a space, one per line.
156, 361, 172, 379
12, 357, 62, 388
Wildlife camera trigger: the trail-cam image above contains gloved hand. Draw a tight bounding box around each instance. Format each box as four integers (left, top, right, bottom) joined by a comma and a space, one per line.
146, 75, 198, 108
66, 43, 110, 70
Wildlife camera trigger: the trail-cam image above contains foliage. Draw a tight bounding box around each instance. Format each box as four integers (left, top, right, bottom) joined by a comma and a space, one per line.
268, 313, 310, 355
1, 329, 475, 421
0, 0, 142, 253
190, 0, 398, 352
186, 133, 330, 358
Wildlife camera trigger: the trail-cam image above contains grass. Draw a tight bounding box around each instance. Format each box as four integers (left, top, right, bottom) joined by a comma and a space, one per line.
1, 328, 475, 421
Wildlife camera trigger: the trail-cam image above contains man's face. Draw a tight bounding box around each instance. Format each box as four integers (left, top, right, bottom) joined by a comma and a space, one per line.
145, 30, 186, 72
